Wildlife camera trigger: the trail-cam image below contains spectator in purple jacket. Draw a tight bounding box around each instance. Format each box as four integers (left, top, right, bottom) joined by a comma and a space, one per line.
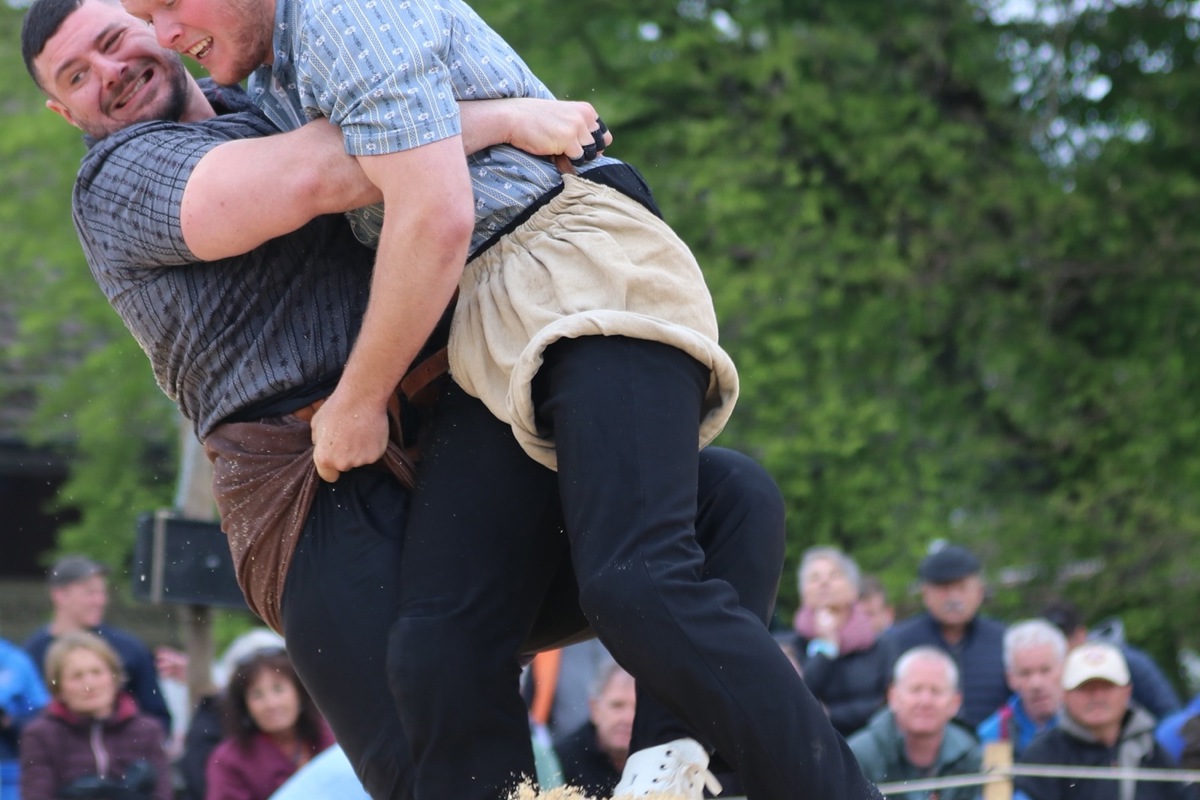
205, 650, 334, 800
23, 556, 171, 736
19, 632, 172, 800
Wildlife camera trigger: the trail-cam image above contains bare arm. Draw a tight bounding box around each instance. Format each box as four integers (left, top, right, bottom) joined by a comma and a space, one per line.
180, 120, 379, 261
181, 99, 611, 261
308, 137, 475, 482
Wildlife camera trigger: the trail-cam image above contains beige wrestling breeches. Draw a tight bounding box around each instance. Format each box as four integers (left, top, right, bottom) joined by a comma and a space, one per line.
448, 173, 739, 470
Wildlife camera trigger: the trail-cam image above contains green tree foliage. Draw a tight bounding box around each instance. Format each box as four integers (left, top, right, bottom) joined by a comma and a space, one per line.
4, 0, 1199, 680
993, 0, 1200, 675
481, 0, 1200, 676
0, 2, 176, 566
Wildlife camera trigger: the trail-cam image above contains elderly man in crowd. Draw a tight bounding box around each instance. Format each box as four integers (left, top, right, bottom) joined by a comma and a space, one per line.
1042, 599, 1182, 721
883, 544, 1009, 728
1015, 642, 1187, 800
552, 661, 635, 797
848, 646, 982, 800
977, 619, 1067, 756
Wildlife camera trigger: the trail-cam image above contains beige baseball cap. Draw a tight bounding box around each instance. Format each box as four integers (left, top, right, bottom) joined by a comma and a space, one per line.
1062, 641, 1130, 690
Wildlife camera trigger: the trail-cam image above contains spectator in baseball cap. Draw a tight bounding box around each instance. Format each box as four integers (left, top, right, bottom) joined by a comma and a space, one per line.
1015, 642, 1187, 800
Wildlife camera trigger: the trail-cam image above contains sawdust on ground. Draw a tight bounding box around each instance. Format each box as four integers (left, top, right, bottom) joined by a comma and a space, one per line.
507, 781, 689, 800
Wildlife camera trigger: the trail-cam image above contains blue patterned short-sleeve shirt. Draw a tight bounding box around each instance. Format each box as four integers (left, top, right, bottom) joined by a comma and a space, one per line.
248, 0, 615, 253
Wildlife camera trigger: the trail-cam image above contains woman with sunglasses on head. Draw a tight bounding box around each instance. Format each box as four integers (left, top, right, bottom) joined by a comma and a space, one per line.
205, 650, 333, 800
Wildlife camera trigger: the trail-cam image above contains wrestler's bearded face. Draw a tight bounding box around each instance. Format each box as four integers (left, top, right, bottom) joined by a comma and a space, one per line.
37, 0, 191, 138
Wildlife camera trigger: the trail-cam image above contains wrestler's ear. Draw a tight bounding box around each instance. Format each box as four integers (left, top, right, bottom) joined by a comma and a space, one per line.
46, 98, 82, 130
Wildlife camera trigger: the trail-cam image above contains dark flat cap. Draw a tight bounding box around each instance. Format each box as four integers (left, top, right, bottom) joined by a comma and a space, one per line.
918, 545, 981, 583
48, 555, 109, 587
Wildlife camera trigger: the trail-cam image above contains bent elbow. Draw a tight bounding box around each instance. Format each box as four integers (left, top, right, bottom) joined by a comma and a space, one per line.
421, 196, 476, 260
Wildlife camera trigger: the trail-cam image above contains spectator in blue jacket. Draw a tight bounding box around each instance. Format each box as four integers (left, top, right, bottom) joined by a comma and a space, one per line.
881, 544, 1009, 728
22, 556, 171, 736
0, 635, 51, 800
1155, 695, 1200, 764
977, 619, 1066, 756
1042, 599, 1182, 722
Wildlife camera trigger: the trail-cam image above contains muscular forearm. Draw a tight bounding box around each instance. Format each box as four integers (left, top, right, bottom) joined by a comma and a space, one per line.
344, 140, 472, 398
182, 99, 608, 261
308, 138, 474, 482
461, 98, 610, 161
181, 107, 506, 262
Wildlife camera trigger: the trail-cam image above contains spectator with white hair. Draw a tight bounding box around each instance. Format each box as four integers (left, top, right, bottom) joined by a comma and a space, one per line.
977, 619, 1067, 756
847, 646, 982, 800
788, 546, 891, 736
552, 660, 636, 797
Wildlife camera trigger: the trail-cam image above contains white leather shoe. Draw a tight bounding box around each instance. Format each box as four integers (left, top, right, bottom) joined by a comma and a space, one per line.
611, 737, 723, 799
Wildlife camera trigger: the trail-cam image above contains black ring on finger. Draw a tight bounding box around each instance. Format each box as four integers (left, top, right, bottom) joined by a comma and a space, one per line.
571, 142, 599, 166
591, 126, 607, 153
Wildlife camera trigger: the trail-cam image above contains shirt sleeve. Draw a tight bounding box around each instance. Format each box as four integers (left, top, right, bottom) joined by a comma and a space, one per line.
3, 649, 50, 725
72, 120, 226, 271
125, 644, 172, 736
296, 0, 461, 156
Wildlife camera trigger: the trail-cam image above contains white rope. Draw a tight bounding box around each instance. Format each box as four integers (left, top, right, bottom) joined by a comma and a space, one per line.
871, 763, 1200, 795
590, 763, 1200, 798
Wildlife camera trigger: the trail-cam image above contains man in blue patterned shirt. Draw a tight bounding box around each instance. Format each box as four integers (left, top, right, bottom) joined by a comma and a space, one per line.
114, 0, 882, 797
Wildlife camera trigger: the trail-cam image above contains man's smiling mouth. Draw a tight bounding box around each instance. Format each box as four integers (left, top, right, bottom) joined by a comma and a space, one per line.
186, 36, 213, 59
113, 70, 151, 110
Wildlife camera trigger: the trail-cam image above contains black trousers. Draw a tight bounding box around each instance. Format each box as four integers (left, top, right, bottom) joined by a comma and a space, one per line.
280, 375, 792, 799
389, 336, 879, 799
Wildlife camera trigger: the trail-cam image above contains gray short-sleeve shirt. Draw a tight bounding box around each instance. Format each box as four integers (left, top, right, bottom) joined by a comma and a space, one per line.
73, 83, 372, 438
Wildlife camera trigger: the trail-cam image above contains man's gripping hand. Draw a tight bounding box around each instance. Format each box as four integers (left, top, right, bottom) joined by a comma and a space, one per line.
491, 99, 613, 162
310, 389, 391, 482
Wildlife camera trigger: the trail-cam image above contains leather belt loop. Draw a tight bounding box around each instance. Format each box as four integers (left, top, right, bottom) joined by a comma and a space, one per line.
399, 347, 449, 407
553, 154, 577, 176
291, 345, 449, 424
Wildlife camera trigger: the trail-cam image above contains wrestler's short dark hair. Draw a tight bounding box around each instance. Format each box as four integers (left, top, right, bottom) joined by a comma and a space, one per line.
21, 0, 92, 90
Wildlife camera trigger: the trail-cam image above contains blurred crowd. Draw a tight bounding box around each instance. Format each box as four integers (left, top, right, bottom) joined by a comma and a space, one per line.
4, 548, 1198, 800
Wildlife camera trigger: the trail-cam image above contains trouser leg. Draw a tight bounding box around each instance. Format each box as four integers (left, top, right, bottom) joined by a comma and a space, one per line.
627, 445, 789, 781
281, 468, 415, 800
537, 335, 878, 800
389, 384, 567, 800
